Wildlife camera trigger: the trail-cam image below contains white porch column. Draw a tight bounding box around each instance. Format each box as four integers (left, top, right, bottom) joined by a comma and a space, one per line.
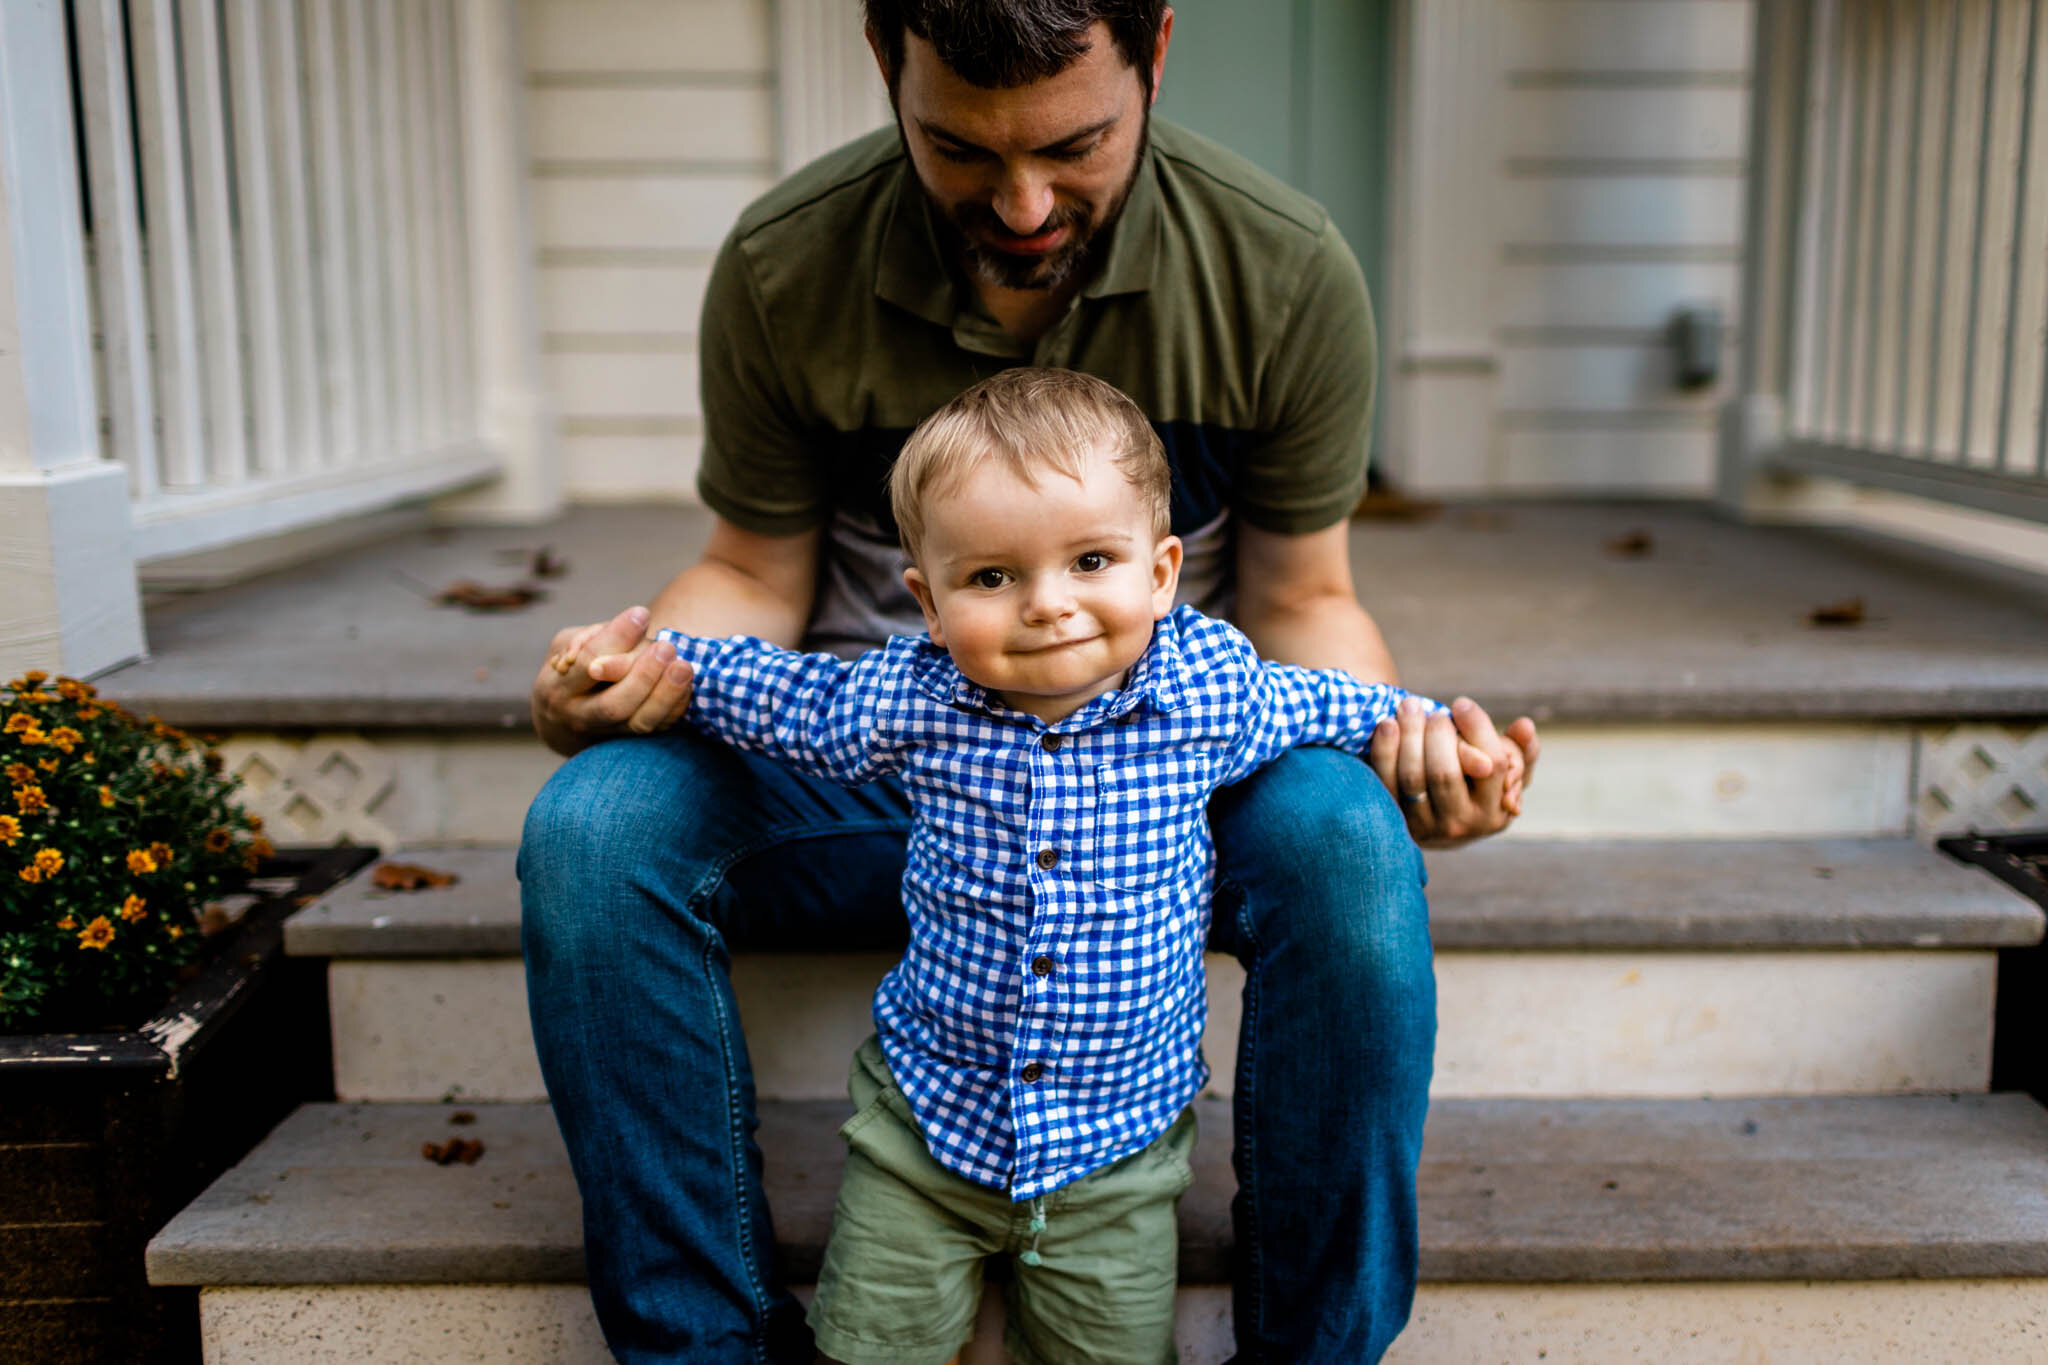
777, 0, 892, 175
1383, 0, 1504, 494
0, 0, 146, 678
434, 0, 560, 525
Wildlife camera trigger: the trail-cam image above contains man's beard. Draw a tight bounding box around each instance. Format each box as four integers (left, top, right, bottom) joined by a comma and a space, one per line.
921, 109, 1149, 294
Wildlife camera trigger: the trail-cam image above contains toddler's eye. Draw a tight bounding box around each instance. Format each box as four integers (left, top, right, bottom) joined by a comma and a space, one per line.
1075, 552, 1109, 572
968, 568, 1010, 590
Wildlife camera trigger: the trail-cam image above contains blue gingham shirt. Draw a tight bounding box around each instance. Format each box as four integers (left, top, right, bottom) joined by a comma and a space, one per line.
659, 605, 1440, 1200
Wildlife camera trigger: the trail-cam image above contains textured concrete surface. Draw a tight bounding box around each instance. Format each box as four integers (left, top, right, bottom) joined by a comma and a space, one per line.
96, 502, 2048, 727
193, 1279, 2048, 1365
290, 838, 2043, 959
322, 947, 1997, 1103
152, 1093, 2048, 1290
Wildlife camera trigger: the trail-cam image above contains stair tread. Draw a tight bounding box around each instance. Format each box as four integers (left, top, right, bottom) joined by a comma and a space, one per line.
286, 838, 2045, 959
147, 1093, 2048, 1288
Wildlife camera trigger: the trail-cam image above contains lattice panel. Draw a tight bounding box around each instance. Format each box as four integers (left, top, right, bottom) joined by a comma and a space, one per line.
217, 733, 400, 850
1915, 725, 2048, 839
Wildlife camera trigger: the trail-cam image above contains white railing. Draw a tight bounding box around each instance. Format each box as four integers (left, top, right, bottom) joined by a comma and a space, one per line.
1731, 0, 2048, 523
67, 0, 501, 561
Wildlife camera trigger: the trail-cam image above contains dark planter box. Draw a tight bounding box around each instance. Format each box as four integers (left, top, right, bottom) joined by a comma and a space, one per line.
1939, 830, 2048, 1106
0, 845, 375, 1365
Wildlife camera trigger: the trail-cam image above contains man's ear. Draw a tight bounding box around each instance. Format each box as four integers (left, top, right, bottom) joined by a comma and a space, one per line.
1148, 8, 1174, 106
865, 24, 893, 90
903, 566, 946, 646
1150, 534, 1183, 617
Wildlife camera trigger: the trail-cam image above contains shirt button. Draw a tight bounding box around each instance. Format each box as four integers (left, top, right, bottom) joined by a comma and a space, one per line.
1021, 1062, 1045, 1083
1039, 733, 1063, 752
1031, 954, 1055, 977
1036, 848, 1059, 870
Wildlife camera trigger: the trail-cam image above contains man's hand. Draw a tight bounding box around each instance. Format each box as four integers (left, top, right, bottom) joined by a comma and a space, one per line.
1369, 697, 1539, 848
530, 605, 698, 757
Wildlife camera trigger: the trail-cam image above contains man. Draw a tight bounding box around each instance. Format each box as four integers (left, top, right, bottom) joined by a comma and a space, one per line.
521, 4, 1539, 1361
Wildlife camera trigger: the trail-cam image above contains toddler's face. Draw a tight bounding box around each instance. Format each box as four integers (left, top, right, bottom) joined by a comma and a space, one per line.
903, 441, 1179, 723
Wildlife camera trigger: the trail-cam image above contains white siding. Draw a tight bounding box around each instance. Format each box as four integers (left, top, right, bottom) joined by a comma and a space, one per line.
523, 0, 775, 502
1490, 0, 1754, 495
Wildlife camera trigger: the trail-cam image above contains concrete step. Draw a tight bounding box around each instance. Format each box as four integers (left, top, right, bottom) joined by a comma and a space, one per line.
149, 1094, 2048, 1363
286, 840, 2043, 1104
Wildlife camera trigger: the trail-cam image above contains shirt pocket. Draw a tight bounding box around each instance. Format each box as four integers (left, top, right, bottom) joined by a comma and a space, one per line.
1086, 760, 1212, 893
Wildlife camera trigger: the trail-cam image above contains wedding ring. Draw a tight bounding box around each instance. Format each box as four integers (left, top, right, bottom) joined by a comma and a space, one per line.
1399, 790, 1428, 805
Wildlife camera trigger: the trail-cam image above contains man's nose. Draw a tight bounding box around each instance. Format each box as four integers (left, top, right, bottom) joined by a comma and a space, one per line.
992, 168, 1054, 235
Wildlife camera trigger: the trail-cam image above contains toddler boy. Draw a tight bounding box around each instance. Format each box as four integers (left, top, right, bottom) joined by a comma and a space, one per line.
656, 368, 1516, 1364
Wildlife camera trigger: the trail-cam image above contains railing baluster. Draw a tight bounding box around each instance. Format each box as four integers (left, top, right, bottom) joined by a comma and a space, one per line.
1896, 0, 1931, 451
428, 0, 474, 443
1836, 1, 1876, 439
126, 0, 206, 491
304, 0, 360, 469
341, 0, 389, 466
1958, 0, 2004, 466
223, 0, 290, 477
1861, 0, 1899, 445
1926, 0, 1967, 458
72, 0, 161, 498
374, 0, 421, 452
180, 0, 250, 485
1996, 0, 2042, 472
401, 0, 444, 447
1804, 0, 1849, 434
266, 0, 323, 470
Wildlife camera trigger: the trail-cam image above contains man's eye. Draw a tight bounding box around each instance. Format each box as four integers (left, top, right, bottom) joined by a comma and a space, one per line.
1045, 141, 1097, 162
969, 568, 1009, 589
934, 144, 983, 164
1075, 552, 1109, 573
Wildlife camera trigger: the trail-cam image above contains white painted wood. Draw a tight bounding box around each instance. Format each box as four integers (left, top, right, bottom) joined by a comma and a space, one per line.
1498, 427, 1717, 493
304, 0, 362, 470
1501, 0, 1755, 74
1499, 344, 1731, 414
530, 173, 773, 251
0, 465, 147, 679
181, 0, 252, 486
125, 0, 206, 491
528, 87, 777, 164
71, 0, 160, 499
560, 430, 704, 501
1502, 88, 1752, 163
265, 0, 324, 472
776, 0, 892, 174
434, 0, 561, 524
374, 0, 422, 453
341, 0, 393, 462
224, 0, 292, 477
539, 262, 712, 333
428, 0, 476, 446
1500, 175, 1746, 249
520, 0, 772, 74
1500, 261, 1741, 330
545, 352, 701, 419
400, 0, 445, 447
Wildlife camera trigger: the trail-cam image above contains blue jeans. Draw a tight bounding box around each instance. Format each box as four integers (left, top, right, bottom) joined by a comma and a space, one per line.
519, 730, 1435, 1363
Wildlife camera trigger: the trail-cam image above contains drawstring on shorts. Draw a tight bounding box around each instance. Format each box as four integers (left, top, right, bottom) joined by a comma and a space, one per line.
1019, 1196, 1048, 1267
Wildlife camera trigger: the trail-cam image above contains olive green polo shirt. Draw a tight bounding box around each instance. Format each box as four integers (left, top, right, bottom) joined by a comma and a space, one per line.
697, 118, 1376, 656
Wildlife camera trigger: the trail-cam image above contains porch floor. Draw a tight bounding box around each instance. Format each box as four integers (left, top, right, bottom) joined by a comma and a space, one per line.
96, 500, 2048, 728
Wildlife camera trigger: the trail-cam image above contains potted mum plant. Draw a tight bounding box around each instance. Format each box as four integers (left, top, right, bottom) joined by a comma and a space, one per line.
0, 671, 372, 1364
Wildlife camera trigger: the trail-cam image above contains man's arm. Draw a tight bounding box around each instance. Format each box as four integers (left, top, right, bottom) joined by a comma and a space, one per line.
1232, 521, 1534, 845
530, 518, 820, 757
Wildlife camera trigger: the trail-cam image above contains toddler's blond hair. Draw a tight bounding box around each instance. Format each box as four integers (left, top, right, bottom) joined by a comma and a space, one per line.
889, 368, 1171, 559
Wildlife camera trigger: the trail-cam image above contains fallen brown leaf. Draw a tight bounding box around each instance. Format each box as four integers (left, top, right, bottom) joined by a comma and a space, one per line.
531, 547, 568, 578
199, 905, 235, 937
1605, 529, 1655, 558
434, 580, 545, 611
371, 862, 461, 892
1808, 597, 1866, 627
1457, 509, 1514, 532
423, 1137, 486, 1166
449, 1111, 478, 1126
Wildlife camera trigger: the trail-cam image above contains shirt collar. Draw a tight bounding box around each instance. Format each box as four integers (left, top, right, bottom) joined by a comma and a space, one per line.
904, 612, 1188, 727
874, 139, 1163, 332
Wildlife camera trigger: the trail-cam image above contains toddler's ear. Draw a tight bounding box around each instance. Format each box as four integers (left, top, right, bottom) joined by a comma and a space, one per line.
903, 566, 946, 646
1151, 535, 1183, 617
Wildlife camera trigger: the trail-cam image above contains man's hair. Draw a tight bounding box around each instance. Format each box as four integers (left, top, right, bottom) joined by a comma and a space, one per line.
862, 0, 1168, 94
889, 367, 1171, 559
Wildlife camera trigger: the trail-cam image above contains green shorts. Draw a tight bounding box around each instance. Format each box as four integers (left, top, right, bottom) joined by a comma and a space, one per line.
808, 1037, 1196, 1365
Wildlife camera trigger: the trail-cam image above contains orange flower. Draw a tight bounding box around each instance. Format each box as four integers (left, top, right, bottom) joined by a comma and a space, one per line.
17, 865, 40, 884
126, 848, 157, 875
15, 726, 43, 746
32, 848, 62, 875
242, 837, 275, 871
36, 758, 57, 774
19, 670, 47, 687
14, 785, 47, 814
47, 727, 80, 754
76, 706, 100, 721
247, 814, 264, 833
2, 713, 32, 734
119, 894, 147, 923
55, 915, 74, 929
77, 917, 115, 950
4, 764, 30, 784
149, 761, 173, 780
98, 786, 115, 808
80, 753, 94, 765
56, 678, 85, 701
0, 815, 16, 845
204, 828, 233, 853
147, 841, 174, 865
167, 924, 185, 939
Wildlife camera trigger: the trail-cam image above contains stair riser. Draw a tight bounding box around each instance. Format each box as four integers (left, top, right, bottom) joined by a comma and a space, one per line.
227, 721, 1928, 849
195, 1278, 2048, 1364
329, 950, 1995, 1103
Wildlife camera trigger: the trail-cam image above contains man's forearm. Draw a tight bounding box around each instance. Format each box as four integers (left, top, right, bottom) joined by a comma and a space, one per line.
647, 545, 813, 649
1235, 592, 1401, 686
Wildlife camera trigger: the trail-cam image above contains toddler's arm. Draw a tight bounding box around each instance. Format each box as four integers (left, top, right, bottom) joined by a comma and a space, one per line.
1217, 661, 1447, 787
653, 629, 907, 786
